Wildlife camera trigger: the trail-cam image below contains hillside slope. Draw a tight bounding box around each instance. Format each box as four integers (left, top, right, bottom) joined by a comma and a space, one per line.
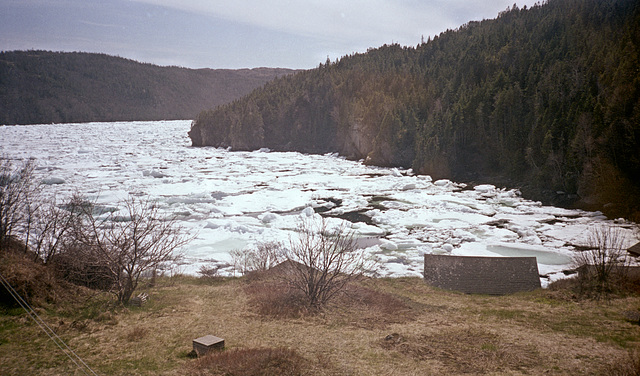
0, 51, 296, 125
189, 0, 640, 219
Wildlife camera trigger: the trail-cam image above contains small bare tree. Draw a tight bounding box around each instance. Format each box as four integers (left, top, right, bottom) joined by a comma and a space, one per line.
198, 264, 222, 279
249, 241, 284, 272
27, 196, 83, 264
573, 224, 628, 294
283, 217, 373, 308
69, 195, 192, 304
231, 241, 284, 276
0, 158, 38, 249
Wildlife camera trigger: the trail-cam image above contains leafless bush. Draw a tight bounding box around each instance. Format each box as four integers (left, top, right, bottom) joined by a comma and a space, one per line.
250, 241, 284, 271
229, 249, 247, 276
65, 194, 192, 304
573, 224, 629, 295
197, 263, 229, 284
0, 158, 38, 249
230, 241, 284, 276
0, 159, 193, 304
27, 196, 83, 264
282, 217, 374, 308
51, 243, 115, 291
198, 264, 221, 278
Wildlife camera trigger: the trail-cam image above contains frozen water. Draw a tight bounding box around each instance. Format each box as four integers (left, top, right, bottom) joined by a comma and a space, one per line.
1, 120, 637, 283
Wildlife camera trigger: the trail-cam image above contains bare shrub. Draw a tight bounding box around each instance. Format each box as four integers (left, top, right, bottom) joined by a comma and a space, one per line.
282, 217, 374, 309
64, 194, 192, 304
229, 249, 247, 276
0, 158, 83, 264
248, 241, 284, 272
27, 196, 83, 264
0, 158, 38, 249
573, 224, 629, 295
189, 347, 308, 376
198, 264, 221, 279
51, 242, 116, 291
230, 241, 284, 276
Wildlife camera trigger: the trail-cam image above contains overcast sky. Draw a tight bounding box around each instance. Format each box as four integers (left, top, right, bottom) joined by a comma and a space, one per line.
0, 0, 540, 69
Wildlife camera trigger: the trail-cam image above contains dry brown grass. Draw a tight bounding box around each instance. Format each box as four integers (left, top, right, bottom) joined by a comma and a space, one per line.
603, 349, 640, 376
547, 269, 640, 300
188, 347, 309, 376
2, 274, 640, 375
244, 280, 312, 318
243, 275, 415, 326
124, 326, 148, 342
379, 326, 539, 374
0, 239, 90, 309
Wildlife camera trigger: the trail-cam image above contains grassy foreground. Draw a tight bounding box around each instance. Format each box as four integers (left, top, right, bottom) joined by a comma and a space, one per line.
2, 274, 640, 375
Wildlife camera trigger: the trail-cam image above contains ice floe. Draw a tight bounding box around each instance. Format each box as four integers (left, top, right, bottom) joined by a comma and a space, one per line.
1, 120, 638, 284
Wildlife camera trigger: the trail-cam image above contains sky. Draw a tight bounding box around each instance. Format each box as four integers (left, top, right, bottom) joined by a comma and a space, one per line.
0, 0, 540, 70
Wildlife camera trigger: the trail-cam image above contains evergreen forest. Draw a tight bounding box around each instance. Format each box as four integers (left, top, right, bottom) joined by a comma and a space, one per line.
0, 51, 296, 125
190, 0, 640, 219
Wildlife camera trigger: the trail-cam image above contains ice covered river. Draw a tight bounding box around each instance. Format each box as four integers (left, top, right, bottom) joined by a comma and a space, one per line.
2, 120, 637, 284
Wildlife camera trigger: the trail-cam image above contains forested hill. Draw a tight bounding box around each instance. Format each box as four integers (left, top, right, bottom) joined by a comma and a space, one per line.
0, 51, 296, 125
189, 0, 640, 219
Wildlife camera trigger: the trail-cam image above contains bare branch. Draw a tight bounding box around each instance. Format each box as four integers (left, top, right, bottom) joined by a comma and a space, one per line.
62, 194, 192, 303
231, 241, 285, 276
573, 224, 628, 295
0, 158, 38, 249
283, 217, 375, 308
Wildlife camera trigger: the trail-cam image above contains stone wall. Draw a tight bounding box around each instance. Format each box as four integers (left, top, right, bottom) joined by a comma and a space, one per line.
423, 254, 541, 295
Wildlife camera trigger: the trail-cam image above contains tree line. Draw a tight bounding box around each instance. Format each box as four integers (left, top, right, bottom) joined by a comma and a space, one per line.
0, 51, 296, 125
190, 0, 640, 220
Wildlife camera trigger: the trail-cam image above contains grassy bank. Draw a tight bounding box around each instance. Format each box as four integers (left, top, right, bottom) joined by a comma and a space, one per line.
2, 274, 640, 375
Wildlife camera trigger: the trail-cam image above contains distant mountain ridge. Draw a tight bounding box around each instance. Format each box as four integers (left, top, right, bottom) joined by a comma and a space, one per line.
189, 0, 640, 219
0, 51, 297, 125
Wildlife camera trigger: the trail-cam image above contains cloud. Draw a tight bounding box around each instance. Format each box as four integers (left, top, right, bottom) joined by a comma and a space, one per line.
78, 20, 125, 29
129, 0, 535, 48
1, 0, 540, 69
